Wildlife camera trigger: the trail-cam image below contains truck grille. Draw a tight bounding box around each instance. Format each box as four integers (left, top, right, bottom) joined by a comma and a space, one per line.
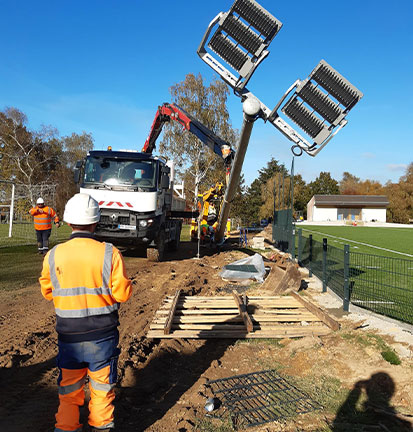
100, 215, 130, 225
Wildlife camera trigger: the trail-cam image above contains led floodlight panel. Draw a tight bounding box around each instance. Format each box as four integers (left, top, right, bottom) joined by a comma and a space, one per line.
197, 0, 282, 91
270, 60, 363, 156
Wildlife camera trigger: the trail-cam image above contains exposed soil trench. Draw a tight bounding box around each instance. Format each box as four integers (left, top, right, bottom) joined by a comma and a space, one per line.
1, 235, 412, 431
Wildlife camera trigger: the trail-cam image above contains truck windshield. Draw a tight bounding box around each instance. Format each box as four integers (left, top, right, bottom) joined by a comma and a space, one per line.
84, 157, 156, 188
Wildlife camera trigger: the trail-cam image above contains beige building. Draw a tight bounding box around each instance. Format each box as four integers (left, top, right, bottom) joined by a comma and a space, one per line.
307, 195, 389, 222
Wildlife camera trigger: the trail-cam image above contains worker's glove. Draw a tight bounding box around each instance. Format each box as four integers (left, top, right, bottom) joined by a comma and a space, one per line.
55, 222, 62, 228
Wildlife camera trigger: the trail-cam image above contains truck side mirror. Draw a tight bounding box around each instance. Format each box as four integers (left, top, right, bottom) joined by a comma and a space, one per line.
161, 173, 170, 189
74, 160, 83, 184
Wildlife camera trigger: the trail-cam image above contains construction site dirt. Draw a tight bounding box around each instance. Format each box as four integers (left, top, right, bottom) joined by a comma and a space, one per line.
1, 231, 412, 431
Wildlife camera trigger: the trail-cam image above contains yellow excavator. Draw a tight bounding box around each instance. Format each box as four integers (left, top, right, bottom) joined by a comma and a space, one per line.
190, 182, 225, 242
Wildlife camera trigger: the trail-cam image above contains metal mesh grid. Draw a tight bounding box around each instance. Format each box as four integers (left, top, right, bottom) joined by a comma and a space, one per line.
294, 228, 413, 325
207, 369, 321, 428
325, 244, 345, 298
224, 264, 259, 273
350, 251, 413, 323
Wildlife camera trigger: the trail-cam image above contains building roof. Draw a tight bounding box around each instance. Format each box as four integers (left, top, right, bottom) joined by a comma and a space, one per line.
311, 195, 389, 207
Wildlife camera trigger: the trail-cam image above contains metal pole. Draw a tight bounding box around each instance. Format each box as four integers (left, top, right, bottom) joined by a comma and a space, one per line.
297, 228, 302, 265
8, 183, 15, 238
215, 96, 261, 243
273, 179, 276, 217
281, 172, 285, 210
290, 226, 296, 259
309, 234, 313, 277
322, 238, 327, 293
343, 244, 350, 312
289, 158, 295, 258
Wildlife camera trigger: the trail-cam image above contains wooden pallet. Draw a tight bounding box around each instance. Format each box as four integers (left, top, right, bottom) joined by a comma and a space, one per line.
146, 290, 340, 339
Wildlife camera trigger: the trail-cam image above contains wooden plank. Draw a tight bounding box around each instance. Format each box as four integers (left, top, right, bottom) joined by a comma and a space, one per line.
154, 315, 242, 323
164, 289, 181, 335
163, 301, 302, 308
232, 290, 253, 332
155, 308, 314, 321
164, 297, 302, 304
150, 323, 324, 331
156, 309, 313, 317
151, 324, 247, 331
152, 314, 319, 324
147, 326, 332, 339
148, 294, 334, 340
164, 295, 300, 301
165, 295, 295, 300
290, 292, 340, 331
156, 309, 240, 315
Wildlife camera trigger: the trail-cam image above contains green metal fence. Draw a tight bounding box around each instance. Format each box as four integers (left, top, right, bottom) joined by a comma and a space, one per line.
286, 228, 413, 325
272, 209, 294, 254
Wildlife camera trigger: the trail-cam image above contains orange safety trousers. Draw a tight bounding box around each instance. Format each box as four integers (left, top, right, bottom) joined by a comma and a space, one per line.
55, 335, 119, 432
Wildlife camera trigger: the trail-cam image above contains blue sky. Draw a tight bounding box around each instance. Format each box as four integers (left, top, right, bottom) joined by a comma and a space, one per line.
1, 0, 412, 186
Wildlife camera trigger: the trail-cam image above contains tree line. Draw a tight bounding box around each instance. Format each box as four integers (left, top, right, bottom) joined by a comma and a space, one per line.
236, 158, 413, 225
2, 72, 411, 226
0, 107, 93, 215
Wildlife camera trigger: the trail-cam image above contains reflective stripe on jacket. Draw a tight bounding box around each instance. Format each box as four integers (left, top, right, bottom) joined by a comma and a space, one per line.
39, 233, 132, 342
30, 206, 59, 230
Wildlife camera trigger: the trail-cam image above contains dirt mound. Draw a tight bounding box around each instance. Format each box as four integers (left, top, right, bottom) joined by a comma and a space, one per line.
1, 239, 412, 431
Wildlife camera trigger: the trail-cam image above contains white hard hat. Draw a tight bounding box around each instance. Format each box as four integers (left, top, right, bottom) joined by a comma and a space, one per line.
36, 197, 44, 204
63, 193, 100, 225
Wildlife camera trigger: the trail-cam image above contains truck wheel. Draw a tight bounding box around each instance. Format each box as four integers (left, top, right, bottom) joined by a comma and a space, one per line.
168, 226, 181, 251
147, 230, 165, 262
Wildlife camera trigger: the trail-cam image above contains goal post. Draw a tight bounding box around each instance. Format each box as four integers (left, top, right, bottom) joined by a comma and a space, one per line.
0, 181, 58, 248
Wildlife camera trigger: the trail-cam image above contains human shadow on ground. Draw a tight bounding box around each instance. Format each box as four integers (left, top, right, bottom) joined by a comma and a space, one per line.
331, 372, 412, 432
0, 356, 58, 432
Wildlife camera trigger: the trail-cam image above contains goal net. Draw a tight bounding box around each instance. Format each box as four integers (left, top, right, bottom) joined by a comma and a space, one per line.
0, 181, 58, 248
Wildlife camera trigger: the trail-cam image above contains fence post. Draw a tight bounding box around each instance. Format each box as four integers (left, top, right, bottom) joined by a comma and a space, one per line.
297, 229, 302, 265
290, 226, 296, 260
309, 234, 313, 277
322, 238, 327, 293
343, 244, 350, 312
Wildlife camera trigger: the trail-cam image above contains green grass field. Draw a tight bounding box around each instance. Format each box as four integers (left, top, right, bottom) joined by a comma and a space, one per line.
297, 225, 413, 258
0, 224, 193, 291
0, 222, 71, 247
0, 224, 71, 291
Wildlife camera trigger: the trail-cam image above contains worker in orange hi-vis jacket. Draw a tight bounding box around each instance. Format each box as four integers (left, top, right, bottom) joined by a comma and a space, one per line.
39, 193, 132, 432
29, 197, 60, 254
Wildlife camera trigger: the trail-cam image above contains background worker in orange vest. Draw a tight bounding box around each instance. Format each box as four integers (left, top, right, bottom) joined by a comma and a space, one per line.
29, 197, 60, 254
39, 193, 132, 432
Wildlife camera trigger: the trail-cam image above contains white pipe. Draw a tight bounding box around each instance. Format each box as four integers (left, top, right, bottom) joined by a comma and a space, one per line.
8, 184, 15, 238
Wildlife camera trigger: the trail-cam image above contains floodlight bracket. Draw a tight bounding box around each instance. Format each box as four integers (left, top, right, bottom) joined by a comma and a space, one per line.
237, 85, 352, 157
198, 2, 363, 158
197, 0, 282, 92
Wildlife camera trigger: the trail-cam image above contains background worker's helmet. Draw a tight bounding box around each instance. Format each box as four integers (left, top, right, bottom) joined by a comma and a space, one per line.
36, 197, 44, 205
63, 193, 100, 225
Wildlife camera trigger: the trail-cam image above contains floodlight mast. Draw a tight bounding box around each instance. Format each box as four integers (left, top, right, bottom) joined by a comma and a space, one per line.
215, 96, 261, 243
197, 0, 363, 242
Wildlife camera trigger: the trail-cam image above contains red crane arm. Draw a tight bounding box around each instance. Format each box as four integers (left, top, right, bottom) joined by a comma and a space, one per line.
141, 103, 234, 172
